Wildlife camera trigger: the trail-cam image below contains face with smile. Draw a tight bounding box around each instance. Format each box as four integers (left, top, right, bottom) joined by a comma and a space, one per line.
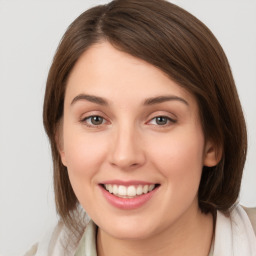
58, 42, 218, 241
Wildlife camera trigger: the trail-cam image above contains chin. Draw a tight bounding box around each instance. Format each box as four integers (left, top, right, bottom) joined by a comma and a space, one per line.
98, 216, 161, 241
106, 227, 156, 241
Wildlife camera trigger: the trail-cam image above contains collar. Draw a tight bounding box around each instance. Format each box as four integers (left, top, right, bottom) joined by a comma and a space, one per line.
75, 220, 97, 256
213, 204, 256, 255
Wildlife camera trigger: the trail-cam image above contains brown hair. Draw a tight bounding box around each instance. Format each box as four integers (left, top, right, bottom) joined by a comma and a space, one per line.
43, 0, 247, 230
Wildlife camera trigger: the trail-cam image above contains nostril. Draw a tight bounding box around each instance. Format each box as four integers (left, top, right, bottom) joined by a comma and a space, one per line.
108, 134, 146, 169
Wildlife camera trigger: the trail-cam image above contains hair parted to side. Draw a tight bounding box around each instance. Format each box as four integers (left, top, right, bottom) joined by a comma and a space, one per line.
43, 0, 247, 230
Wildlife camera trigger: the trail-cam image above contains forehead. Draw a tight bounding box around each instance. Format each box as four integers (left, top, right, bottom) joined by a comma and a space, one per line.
65, 42, 196, 108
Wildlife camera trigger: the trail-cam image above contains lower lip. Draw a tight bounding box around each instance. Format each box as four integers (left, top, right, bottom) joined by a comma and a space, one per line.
99, 185, 159, 210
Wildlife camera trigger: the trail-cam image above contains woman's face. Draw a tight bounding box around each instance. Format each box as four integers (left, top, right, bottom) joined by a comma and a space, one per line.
59, 42, 217, 240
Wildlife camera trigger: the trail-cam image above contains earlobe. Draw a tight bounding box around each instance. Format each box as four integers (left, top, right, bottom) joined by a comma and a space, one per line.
203, 140, 222, 167
58, 147, 67, 167
55, 122, 67, 167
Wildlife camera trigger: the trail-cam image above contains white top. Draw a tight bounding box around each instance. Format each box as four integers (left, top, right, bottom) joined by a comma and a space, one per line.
24, 204, 256, 256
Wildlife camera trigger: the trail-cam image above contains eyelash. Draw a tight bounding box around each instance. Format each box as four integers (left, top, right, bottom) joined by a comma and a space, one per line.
80, 115, 176, 128
147, 116, 177, 126
81, 115, 107, 128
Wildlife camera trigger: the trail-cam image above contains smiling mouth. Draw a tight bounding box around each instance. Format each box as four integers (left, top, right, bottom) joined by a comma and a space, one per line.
101, 184, 160, 198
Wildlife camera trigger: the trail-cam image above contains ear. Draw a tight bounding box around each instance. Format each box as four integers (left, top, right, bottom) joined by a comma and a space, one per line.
203, 140, 222, 167
55, 120, 67, 167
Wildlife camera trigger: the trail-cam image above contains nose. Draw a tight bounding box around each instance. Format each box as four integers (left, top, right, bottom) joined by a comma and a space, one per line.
108, 124, 146, 170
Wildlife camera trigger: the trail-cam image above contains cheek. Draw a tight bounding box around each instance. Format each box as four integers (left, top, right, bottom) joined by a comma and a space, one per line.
62, 128, 110, 209
148, 132, 205, 220
62, 125, 110, 198
149, 128, 205, 192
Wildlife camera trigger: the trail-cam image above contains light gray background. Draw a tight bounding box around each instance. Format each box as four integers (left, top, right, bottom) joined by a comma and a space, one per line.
0, 1, 255, 255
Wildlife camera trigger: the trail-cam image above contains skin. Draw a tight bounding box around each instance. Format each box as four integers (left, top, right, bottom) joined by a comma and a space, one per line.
58, 41, 219, 256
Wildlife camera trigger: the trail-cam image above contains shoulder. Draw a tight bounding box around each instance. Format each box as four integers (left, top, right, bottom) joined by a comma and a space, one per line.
23, 221, 72, 256
23, 212, 89, 256
242, 206, 256, 235
213, 204, 256, 254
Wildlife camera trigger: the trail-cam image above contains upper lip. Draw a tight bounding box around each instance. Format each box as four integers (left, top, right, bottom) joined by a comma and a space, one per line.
100, 180, 157, 186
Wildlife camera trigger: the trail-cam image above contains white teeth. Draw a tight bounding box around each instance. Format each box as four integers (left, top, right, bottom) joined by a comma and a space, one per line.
136, 185, 143, 195
149, 184, 155, 191
143, 185, 149, 194
113, 185, 118, 195
108, 185, 113, 193
127, 186, 136, 197
118, 185, 126, 196
104, 184, 156, 198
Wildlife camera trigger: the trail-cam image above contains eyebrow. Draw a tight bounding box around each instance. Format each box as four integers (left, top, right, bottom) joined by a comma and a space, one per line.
70, 94, 188, 106
71, 94, 108, 106
144, 95, 189, 106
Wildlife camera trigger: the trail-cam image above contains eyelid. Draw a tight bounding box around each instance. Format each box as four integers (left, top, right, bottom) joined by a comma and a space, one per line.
146, 111, 177, 127
148, 116, 176, 124
80, 112, 110, 128
147, 110, 177, 120
85, 115, 106, 124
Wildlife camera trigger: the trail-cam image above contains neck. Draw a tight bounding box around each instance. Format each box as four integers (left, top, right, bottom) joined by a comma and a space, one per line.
97, 207, 214, 256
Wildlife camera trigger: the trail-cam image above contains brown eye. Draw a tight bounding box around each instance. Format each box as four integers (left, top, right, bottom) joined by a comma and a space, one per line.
148, 116, 176, 126
155, 116, 168, 125
90, 116, 104, 125
83, 115, 106, 126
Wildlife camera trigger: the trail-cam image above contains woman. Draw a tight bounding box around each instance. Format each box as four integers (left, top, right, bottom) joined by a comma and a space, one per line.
25, 0, 256, 255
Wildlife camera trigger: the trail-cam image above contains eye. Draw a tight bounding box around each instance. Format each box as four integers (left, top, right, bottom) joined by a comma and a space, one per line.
82, 115, 106, 126
148, 116, 176, 126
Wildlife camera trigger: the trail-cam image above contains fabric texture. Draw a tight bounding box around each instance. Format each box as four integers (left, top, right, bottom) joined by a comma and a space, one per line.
213, 204, 256, 255
75, 221, 97, 256
244, 207, 256, 235
24, 204, 256, 256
